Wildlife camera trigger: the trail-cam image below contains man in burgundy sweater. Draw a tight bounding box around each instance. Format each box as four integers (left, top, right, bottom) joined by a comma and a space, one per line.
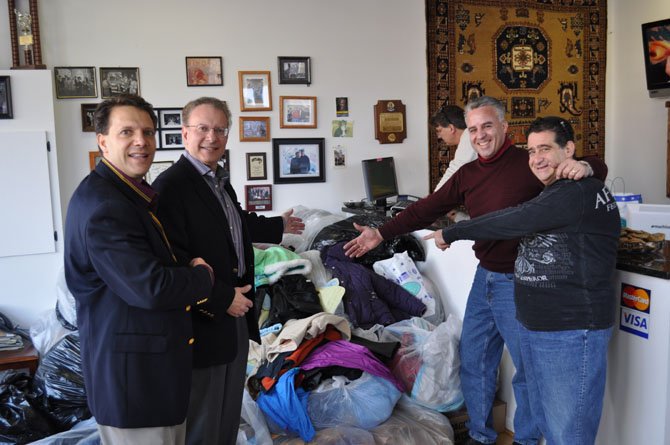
344, 96, 607, 445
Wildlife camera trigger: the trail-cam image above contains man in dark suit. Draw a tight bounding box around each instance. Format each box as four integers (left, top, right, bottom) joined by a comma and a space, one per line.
153, 97, 304, 445
64, 95, 214, 445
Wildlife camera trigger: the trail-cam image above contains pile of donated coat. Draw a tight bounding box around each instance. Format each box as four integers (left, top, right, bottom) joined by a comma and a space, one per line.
1, 206, 463, 445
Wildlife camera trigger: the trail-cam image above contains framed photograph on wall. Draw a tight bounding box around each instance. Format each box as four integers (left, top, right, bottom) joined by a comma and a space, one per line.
0, 76, 13, 119
158, 108, 183, 128
99, 67, 140, 99
245, 184, 273, 211
88, 151, 102, 171
238, 71, 272, 111
240, 116, 270, 142
81, 103, 98, 132
246, 152, 267, 180
280, 96, 317, 129
145, 160, 174, 184
186, 56, 223, 86
272, 138, 325, 184
160, 129, 184, 150
278, 56, 311, 85
54, 67, 97, 99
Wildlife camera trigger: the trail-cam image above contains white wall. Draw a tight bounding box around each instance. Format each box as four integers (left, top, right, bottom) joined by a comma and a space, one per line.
0, 70, 63, 329
606, 0, 670, 204
0, 0, 429, 222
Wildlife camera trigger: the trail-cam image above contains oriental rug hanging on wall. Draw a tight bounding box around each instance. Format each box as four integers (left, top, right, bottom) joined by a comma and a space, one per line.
426, 0, 607, 190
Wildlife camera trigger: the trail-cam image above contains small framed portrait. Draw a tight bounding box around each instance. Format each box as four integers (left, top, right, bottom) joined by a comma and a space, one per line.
88, 150, 102, 171
245, 184, 273, 212
186, 56, 223, 86
238, 71, 272, 111
54, 67, 97, 99
81, 103, 98, 132
99, 67, 140, 99
333, 144, 346, 168
272, 138, 325, 184
219, 149, 230, 175
280, 96, 317, 129
145, 160, 174, 184
158, 108, 183, 129
246, 152, 267, 180
336, 97, 349, 117
277, 56, 311, 85
160, 129, 184, 150
0, 76, 13, 119
240, 116, 270, 142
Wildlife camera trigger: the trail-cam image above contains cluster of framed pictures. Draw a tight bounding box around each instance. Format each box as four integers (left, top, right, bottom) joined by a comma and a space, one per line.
54, 67, 140, 100
155, 108, 184, 150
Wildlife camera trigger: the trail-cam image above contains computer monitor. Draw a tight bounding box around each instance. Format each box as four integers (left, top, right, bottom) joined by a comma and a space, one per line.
641, 18, 670, 98
362, 156, 398, 208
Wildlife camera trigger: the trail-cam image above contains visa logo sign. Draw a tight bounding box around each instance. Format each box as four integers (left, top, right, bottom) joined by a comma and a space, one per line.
620, 306, 649, 339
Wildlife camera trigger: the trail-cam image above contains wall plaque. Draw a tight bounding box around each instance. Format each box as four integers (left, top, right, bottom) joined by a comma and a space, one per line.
374, 100, 406, 144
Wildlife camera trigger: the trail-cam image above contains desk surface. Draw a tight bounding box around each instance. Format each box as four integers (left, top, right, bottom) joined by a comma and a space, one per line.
0, 340, 39, 373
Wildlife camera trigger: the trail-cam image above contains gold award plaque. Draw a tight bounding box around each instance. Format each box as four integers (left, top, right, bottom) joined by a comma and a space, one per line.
374, 100, 406, 144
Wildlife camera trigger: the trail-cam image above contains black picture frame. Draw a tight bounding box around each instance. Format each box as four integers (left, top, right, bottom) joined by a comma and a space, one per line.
186, 56, 223, 86
99, 67, 140, 99
157, 108, 183, 129
160, 129, 184, 150
278, 56, 311, 85
0, 76, 13, 119
81, 103, 98, 132
54, 66, 97, 99
272, 138, 325, 184
246, 152, 267, 180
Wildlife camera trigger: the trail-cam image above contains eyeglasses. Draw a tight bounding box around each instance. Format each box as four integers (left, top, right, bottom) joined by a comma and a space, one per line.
185, 124, 229, 137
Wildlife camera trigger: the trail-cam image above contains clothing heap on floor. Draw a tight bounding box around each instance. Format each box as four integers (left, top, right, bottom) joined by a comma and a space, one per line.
0, 207, 464, 445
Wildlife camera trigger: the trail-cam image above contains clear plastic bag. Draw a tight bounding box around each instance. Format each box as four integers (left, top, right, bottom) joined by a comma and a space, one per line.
237, 388, 272, 445
272, 426, 375, 444
381, 316, 463, 412
373, 251, 444, 323
371, 395, 455, 444
29, 310, 71, 356
281, 206, 347, 253
307, 372, 401, 430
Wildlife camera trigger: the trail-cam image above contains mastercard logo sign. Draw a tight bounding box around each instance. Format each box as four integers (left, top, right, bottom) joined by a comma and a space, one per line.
621, 284, 651, 312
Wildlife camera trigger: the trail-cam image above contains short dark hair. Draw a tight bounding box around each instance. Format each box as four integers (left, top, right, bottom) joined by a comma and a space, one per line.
430, 105, 466, 129
182, 97, 231, 126
526, 116, 574, 148
94, 94, 157, 135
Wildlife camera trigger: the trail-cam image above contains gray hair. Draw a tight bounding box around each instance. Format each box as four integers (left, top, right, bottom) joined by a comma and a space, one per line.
464, 96, 506, 122
182, 97, 231, 126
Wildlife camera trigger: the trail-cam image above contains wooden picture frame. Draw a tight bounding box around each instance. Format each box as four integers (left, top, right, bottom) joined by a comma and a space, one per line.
0, 76, 13, 119
160, 129, 184, 150
246, 152, 267, 180
99, 67, 140, 99
185, 56, 223, 86
88, 150, 102, 171
238, 71, 272, 111
245, 184, 273, 211
145, 160, 174, 184
280, 96, 317, 129
81, 103, 97, 132
278, 56, 311, 85
240, 116, 270, 142
54, 67, 97, 99
272, 138, 325, 184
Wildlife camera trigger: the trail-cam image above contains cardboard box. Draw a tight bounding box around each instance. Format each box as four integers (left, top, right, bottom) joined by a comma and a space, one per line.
446, 399, 506, 445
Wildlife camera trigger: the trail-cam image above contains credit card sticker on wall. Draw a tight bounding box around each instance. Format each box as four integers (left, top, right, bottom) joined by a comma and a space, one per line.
619, 283, 651, 339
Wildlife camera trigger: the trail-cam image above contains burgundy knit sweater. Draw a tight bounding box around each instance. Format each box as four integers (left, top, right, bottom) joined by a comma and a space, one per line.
379, 141, 607, 273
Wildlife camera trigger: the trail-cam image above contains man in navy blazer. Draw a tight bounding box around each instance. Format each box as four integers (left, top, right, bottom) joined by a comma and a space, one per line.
153, 97, 304, 445
65, 95, 214, 445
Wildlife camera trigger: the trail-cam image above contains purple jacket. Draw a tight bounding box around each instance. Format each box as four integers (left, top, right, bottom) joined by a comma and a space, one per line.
323, 242, 426, 329
301, 339, 405, 392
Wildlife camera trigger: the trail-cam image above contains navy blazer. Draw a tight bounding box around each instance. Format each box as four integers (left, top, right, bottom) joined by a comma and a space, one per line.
153, 155, 284, 368
64, 161, 212, 428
